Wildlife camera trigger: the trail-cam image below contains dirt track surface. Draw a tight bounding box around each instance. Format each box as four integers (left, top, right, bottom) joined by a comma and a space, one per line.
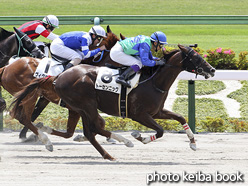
0, 131, 248, 186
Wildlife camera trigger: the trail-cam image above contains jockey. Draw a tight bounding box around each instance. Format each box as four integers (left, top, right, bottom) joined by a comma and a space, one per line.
18, 15, 59, 41
16, 15, 59, 58
50, 25, 107, 71
110, 31, 167, 88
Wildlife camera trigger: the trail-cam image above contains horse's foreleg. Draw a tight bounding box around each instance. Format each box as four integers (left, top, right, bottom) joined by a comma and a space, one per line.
37, 110, 80, 139
131, 113, 164, 144
90, 115, 133, 147
153, 109, 196, 151
82, 117, 115, 161
110, 133, 134, 147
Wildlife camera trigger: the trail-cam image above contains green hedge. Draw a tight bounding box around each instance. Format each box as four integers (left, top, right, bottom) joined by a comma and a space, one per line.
154, 46, 248, 70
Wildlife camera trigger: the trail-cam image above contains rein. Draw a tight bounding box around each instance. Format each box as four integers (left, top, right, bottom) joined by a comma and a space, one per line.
92, 50, 110, 63
139, 48, 198, 94
15, 33, 33, 57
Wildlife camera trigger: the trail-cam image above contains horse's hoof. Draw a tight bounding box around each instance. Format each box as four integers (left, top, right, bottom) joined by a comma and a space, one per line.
23, 134, 39, 143
73, 135, 88, 142
125, 140, 134, 147
103, 154, 116, 161
131, 131, 141, 139
106, 138, 116, 144
190, 143, 196, 151
45, 144, 53, 152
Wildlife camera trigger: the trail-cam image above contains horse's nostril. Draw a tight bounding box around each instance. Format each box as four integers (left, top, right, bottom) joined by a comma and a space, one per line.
211, 68, 216, 73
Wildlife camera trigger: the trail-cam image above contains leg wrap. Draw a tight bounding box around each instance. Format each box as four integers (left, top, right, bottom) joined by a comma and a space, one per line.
142, 135, 157, 144
183, 123, 194, 139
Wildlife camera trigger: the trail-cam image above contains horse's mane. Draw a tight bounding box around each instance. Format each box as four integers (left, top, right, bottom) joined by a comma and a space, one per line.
163, 49, 180, 61
0, 27, 14, 42
140, 49, 180, 79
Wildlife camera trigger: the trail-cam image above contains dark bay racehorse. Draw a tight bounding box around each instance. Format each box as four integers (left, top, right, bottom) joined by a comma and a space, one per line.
0, 26, 119, 138
0, 27, 39, 68
11, 44, 215, 160
0, 27, 17, 67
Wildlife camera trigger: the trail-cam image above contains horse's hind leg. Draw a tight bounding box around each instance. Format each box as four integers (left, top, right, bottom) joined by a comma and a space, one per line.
153, 109, 196, 151
19, 96, 50, 139
11, 93, 53, 151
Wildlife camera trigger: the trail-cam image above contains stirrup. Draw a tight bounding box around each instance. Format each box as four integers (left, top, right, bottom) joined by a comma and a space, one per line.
116, 77, 131, 88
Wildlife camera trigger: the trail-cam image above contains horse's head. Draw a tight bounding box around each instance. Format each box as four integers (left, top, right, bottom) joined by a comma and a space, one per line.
177, 44, 215, 79
99, 25, 119, 50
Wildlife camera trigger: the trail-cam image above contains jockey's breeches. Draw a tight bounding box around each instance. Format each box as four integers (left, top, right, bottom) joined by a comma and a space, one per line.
50, 38, 84, 61
110, 42, 142, 69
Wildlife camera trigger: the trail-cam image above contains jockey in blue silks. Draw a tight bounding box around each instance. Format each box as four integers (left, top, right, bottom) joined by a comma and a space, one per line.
50, 25, 107, 71
110, 31, 167, 88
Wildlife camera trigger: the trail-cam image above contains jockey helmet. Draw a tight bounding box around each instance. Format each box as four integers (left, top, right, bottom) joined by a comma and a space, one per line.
89, 25, 106, 38
150, 31, 168, 45
43, 15, 59, 28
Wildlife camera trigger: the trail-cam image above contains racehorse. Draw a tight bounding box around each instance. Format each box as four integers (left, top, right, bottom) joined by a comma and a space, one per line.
0, 27, 41, 68
0, 27, 18, 67
0, 26, 119, 138
11, 44, 215, 160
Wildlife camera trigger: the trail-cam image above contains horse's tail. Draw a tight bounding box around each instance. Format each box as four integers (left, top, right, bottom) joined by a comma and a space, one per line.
10, 76, 56, 119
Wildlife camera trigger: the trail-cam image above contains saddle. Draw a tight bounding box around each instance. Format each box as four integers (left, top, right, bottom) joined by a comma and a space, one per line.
95, 66, 141, 118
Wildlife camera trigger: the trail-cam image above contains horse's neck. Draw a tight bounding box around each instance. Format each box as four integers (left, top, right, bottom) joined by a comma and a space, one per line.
0, 34, 18, 67
154, 54, 183, 92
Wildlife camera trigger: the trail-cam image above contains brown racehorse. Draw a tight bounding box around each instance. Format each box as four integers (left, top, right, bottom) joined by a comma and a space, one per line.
11, 44, 215, 160
0, 26, 119, 138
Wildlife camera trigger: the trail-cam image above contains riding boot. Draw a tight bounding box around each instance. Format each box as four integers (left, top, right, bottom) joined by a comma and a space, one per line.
63, 58, 81, 72
116, 67, 136, 88
13, 27, 45, 58
63, 63, 74, 71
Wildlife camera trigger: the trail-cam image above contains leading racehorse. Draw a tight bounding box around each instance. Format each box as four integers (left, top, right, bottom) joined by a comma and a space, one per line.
11, 44, 215, 160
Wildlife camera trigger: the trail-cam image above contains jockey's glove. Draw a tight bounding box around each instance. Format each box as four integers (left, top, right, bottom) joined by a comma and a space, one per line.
156, 60, 165, 66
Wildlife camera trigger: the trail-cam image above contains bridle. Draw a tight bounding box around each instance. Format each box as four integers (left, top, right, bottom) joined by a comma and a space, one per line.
139, 47, 206, 93
181, 48, 205, 76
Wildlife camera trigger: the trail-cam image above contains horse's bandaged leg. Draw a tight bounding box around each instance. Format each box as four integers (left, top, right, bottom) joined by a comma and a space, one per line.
35, 122, 53, 134
37, 129, 53, 152
142, 135, 156, 144
183, 123, 194, 139
110, 133, 134, 147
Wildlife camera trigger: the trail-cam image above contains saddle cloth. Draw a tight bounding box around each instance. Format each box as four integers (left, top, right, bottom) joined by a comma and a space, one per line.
95, 66, 141, 94
33, 57, 64, 78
